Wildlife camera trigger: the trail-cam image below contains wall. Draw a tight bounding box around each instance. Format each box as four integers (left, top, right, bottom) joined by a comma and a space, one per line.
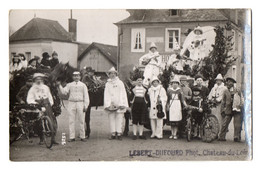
118, 21, 243, 85
78, 48, 115, 72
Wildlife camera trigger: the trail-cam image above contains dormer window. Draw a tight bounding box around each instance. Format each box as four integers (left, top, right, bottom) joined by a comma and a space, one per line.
170, 9, 178, 16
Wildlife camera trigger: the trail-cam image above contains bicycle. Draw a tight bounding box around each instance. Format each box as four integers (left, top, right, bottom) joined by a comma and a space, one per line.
10, 104, 55, 149
185, 100, 219, 143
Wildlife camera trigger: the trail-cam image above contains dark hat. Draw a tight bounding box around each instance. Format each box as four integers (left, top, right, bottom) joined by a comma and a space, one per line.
18, 53, 25, 58
192, 86, 201, 92
34, 56, 40, 60
85, 67, 95, 73
42, 52, 50, 58
28, 58, 37, 65
194, 74, 204, 81
52, 51, 58, 57
226, 77, 236, 83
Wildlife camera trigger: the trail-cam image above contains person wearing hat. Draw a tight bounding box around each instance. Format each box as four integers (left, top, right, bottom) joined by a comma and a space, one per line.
16, 76, 33, 104
219, 77, 244, 142
104, 67, 128, 140
193, 74, 209, 100
57, 71, 89, 142
104, 67, 129, 140
18, 53, 28, 69
187, 86, 207, 138
27, 73, 58, 145
9, 54, 23, 74
82, 66, 98, 138
148, 76, 167, 139
28, 58, 38, 69
130, 75, 150, 140
139, 42, 162, 87
167, 76, 187, 140
208, 73, 228, 133
40, 51, 59, 69
178, 76, 192, 137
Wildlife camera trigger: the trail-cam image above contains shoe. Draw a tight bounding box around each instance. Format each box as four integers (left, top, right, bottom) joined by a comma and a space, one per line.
81, 138, 87, 142
53, 140, 59, 145
109, 135, 116, 140
68, 138, 76, 142
169, 135, 174, 139
173, 136, 178, 140
132, 135, 137, 140
150, 135, 156, 139
139, 135, 146, 140
234, 138, 240, 142
117, 135, 122, 140
157, 137, 162, 140
218, 138, 226, 141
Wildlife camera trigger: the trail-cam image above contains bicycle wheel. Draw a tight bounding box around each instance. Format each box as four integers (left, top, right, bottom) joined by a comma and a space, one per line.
41, 116, 54, 149
200, 114, 219, 143
186, 118, 192, 142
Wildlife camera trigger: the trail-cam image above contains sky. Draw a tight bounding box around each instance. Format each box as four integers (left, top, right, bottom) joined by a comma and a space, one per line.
9, 9, 130, 45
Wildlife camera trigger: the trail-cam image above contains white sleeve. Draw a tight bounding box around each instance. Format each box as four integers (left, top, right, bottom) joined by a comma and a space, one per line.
27, 87, 37, 104
119, 81, 129, 108
104, 83, 111, 108
59, 84, 69, 95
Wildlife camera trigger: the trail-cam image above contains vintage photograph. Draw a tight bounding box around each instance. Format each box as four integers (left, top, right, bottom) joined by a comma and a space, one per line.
9, 9, 252, 161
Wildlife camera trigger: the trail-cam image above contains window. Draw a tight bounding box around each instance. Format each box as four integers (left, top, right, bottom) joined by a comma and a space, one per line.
25, 52, 31, 61
170, 9, 178, 16
165, 28, 181, 52
232, 65, 237, 80
131, 28, 145, 52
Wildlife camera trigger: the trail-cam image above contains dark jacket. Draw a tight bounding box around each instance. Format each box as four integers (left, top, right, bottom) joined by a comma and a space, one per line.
41, 58, 59, 69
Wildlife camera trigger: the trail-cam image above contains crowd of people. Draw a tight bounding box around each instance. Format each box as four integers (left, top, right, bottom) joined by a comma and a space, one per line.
10, 44, 245, 145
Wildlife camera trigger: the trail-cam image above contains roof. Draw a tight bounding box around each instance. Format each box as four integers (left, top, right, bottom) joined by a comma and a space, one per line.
78, 42, 117, 66
77, 42, 90, 57
10, 17, 73, 42
115, 9, 229, 25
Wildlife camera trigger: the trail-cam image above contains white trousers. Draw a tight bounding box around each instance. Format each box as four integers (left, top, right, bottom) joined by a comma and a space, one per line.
150, 118, 163, 138
108, 111, 124, 134
67, 102, 85, 139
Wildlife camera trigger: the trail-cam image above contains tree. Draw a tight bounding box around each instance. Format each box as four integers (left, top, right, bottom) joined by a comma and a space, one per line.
198, 22, 237, 90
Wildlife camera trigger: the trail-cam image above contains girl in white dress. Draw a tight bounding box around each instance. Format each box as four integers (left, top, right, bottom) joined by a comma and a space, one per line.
167, 76, 187, 140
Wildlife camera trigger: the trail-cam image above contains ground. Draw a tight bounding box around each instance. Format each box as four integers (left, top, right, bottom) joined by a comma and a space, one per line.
10, 101, 251, 161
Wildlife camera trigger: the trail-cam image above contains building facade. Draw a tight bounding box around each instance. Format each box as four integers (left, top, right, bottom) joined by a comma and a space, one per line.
78, 42, 117, 72
115, 9, 246, 87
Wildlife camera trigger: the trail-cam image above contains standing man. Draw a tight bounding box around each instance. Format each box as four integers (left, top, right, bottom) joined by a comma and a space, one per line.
27, 73, 58, 145
82, 67, 97, 138
179, 76, 192, 137
139, 42, 162, 87
208, 74, 227, 133
104, 67, 128, 140
219, 77, 244, 142
58, 71, 89, 142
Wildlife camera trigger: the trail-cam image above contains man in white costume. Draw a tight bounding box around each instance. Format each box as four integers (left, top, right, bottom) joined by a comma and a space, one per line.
104, 67, 129, 140
139, 42, 162, 87
58, 71, 89, 142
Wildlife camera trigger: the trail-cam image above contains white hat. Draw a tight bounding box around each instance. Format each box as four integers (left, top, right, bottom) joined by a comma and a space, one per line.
33, 73, 45, 79
151, 76, 160, 83
149, 42, 157, 50
170, 75, 180, 84
108, 67, 118, 74
73, 71, 81, 75
215, 74, 224, 81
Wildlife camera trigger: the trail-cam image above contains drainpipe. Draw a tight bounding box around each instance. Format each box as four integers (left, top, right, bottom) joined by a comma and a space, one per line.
117, 27, 123, 73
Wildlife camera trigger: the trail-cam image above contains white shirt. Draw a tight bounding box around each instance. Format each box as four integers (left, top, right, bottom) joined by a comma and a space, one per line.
27, 83, 54, 106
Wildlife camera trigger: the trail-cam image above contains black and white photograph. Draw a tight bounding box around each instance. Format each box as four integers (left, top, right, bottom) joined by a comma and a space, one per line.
8, 8, 252, 161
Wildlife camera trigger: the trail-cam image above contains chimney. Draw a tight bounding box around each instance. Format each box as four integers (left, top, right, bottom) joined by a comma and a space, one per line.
68, 10, 77, 41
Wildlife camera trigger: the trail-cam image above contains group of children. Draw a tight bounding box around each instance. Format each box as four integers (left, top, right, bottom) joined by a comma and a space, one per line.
129, 74, 204, 140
